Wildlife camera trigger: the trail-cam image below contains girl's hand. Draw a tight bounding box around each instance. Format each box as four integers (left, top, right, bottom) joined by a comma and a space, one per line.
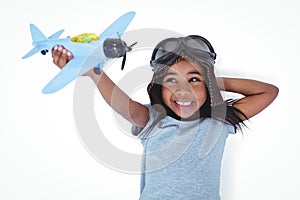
51, 45, 95, 77
51, 45, 73, 69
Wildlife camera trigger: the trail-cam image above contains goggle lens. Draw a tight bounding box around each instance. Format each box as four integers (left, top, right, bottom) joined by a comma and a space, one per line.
150, 35, 216, 71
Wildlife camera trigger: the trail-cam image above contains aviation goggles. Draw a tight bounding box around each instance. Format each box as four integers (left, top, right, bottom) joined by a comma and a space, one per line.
150, 35, 216, 72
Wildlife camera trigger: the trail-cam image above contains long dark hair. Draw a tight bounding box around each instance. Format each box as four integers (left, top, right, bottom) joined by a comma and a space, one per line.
147, 66, 247, 132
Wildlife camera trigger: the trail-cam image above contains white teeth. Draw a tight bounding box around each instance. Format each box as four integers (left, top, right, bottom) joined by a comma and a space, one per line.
176, 101, 192, 106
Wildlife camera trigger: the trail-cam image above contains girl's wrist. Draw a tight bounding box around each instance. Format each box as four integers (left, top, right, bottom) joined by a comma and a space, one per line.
83, 67, 102, 77
93, 67, 102, 75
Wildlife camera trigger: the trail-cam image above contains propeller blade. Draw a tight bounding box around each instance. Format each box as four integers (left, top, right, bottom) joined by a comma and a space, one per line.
121, 53, 126, 70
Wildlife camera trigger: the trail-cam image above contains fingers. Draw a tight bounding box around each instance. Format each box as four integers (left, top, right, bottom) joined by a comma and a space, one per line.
51, 45, 73, 69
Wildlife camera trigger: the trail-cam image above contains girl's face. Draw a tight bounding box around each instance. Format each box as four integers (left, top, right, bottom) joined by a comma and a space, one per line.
162, 60, 207, 119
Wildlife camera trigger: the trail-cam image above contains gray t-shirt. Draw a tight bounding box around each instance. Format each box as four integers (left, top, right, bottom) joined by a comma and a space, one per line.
132, 105, 235, 200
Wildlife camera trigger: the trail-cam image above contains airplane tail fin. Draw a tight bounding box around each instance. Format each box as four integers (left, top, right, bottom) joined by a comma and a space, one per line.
30, 24, 64, 45
22, 24, 64, 59
48, 29, 64, 40
30, 24, 47, 45
29, 24, 64, 44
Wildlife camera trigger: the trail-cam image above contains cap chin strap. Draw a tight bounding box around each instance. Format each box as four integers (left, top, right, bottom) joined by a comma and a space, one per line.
201, 62, 224, 107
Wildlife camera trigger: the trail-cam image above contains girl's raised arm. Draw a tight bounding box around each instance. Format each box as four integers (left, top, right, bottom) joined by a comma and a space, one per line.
52, 46, 150, 128
218, 77, 279, 120
85, 70, 150, 128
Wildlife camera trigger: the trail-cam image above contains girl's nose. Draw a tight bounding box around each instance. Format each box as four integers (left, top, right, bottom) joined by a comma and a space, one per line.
174, 84, 191, 97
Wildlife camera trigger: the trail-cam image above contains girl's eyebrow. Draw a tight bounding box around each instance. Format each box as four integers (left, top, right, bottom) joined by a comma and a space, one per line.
187, 71, 203, 76
165, 70, 203, 76
165, 72, 178, 76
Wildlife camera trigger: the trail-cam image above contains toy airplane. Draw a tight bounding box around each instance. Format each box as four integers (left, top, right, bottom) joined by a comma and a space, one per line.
23, 11, 136, 94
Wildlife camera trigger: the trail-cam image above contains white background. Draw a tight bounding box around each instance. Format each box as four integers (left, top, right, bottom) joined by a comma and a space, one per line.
1, 0, 299, 199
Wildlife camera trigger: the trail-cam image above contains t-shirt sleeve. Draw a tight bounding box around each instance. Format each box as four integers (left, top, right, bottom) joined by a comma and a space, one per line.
226, 123, 236, 134
131, 104, 155, 138
131, 104, 160, 139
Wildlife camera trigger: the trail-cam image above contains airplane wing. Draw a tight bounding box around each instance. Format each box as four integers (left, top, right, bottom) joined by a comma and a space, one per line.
99, 11, 135, 39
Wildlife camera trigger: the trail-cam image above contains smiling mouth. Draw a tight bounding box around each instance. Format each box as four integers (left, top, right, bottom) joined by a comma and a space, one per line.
173, 100, 195, 110
176, 101, 192, 106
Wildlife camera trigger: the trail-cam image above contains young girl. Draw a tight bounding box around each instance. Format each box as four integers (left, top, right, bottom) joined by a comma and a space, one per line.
52, 35, 278, 199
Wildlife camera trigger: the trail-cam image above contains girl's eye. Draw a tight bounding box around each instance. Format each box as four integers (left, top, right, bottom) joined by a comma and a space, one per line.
189, 77, 201, 82
165, 77, 177, 83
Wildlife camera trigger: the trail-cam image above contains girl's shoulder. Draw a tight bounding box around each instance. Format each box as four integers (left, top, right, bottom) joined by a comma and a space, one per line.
132, 104, 235, 138
131, 104, 165, 136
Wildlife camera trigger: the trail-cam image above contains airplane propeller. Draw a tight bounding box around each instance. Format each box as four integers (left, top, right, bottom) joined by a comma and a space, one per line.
103, 36, 137, 70
121, 41, 137, 70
